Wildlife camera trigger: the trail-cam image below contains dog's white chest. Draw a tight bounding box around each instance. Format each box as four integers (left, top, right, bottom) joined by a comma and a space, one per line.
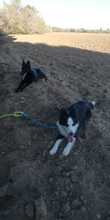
22, 73, 27, 80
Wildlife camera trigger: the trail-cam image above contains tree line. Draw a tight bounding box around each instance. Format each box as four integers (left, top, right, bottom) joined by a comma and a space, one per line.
0, 0, 49, 34
0, 0, 109, 34
52, 27, 110, 33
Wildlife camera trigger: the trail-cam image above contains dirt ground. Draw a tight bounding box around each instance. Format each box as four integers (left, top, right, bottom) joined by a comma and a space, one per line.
0, 33, 110, 220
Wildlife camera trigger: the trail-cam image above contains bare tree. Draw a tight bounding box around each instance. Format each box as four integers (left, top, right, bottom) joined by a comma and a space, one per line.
0, 0, 48, 34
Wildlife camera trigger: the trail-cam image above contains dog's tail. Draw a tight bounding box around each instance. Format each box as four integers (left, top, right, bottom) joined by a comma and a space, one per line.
90, 101, 96, 109
91, 101, 96, 107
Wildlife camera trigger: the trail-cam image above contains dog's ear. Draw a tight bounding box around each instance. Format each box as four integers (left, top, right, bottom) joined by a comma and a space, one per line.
59, 108, 68, 124
60, 108, 68, 115
22, 59, 25, 66
27, 60, 31, 70
27, 60, 31, 65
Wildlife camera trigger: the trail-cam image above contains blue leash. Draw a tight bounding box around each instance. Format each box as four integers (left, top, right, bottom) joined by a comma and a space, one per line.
21, 112, 57, 129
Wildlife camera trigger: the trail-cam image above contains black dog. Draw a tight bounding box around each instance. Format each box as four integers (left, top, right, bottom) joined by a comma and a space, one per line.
15, 60, 47, 92
50, 100, 96, 156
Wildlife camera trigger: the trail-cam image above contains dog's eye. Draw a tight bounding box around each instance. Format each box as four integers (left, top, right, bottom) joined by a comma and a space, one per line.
69, 123, 74, 126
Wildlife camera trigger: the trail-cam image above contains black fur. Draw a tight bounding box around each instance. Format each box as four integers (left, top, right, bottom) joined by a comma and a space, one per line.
15, 60, 47, 92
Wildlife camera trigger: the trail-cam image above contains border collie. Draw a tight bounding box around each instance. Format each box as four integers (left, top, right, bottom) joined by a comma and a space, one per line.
15, 60, 47, 92
49, 100, 96, 156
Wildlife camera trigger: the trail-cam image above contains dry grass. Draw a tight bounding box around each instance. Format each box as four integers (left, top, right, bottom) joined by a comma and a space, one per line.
13, 32, 110, 53
0, 33, 110, 220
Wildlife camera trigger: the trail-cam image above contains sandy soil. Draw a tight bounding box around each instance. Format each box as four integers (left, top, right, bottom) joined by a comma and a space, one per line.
0, 33, 110, 220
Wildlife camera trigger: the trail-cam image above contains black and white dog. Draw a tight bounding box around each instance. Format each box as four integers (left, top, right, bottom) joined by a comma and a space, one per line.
50, 100, 96, 156
15, 60, 47, 92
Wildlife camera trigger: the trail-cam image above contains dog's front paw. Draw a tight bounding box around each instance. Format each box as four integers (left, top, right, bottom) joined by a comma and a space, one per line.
49, 147, 57, 155
62, 147, 71, 156
49, 139, 63, 156
62, 141, 75, 156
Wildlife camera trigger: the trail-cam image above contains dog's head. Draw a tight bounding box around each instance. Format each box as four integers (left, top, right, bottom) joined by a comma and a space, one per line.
58, 108, 79, 142
20, 60, 31, 76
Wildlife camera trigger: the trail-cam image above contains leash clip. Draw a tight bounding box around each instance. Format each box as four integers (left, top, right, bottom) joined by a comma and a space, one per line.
13, 112, 24, 118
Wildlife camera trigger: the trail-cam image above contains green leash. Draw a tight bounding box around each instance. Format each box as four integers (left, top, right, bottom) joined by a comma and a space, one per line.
0, 112, 23, 119
0, 111, 57, 129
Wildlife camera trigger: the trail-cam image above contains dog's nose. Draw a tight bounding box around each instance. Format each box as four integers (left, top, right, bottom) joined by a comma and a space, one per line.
68, 132, 75, 142
69, 132, 74, 136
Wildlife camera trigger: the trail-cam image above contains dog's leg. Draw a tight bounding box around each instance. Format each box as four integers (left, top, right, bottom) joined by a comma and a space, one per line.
79, 124, 86, 139
79, 116, 91, 139
49, 135, 64, 155
43, 74, 48, 81
15, 78, 32, 92
19, 80, 32, 91
15, 80, 25, 92
62, 138, 76, 156
39, 74, 47, 81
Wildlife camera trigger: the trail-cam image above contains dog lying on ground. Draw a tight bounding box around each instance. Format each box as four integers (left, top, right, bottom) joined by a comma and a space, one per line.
15, 60, 47, 92
49, 100, 96, 156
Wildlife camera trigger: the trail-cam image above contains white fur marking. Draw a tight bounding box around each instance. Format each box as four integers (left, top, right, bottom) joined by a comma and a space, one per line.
67, 117, 74, 126
57, 120, 79, 137
91, 101, 96, 106
67, 118, 79, 135
49, 139, 63, 155
22, 73, 27, 80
